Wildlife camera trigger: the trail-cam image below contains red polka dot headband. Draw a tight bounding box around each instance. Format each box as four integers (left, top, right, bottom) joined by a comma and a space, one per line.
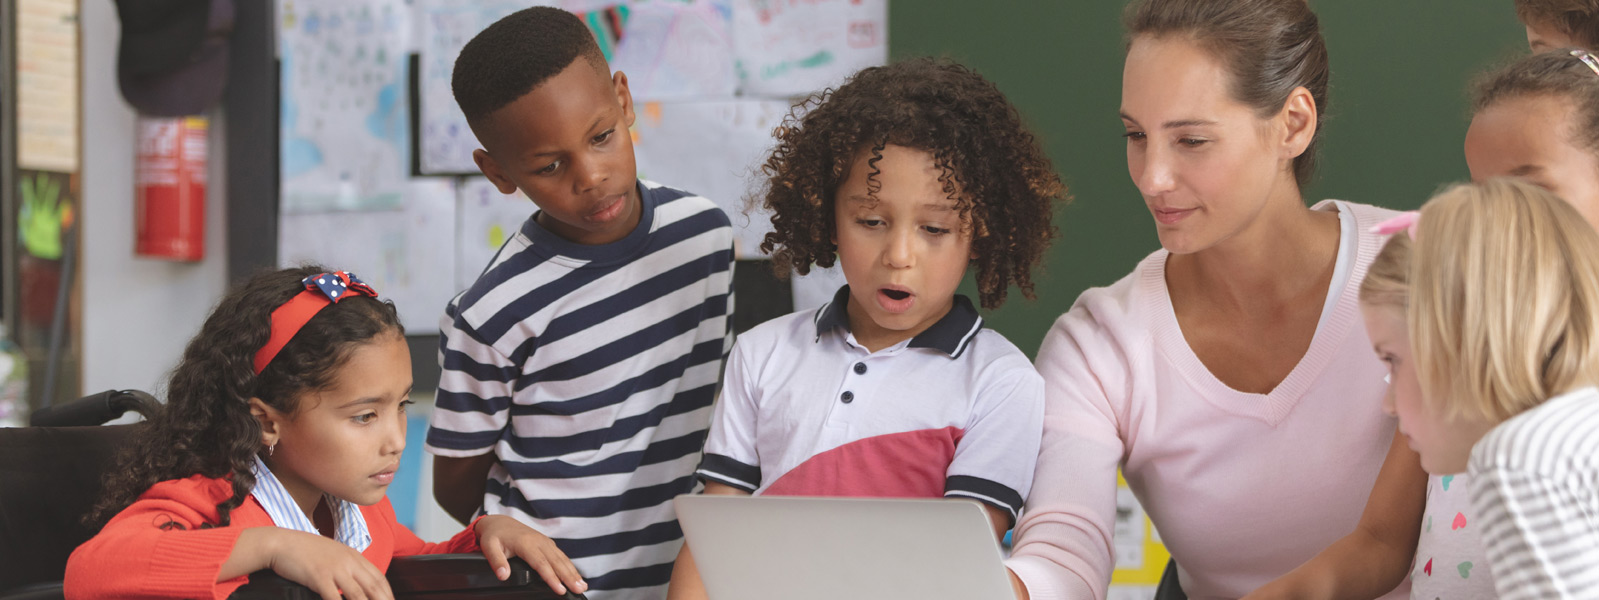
253, 271, 379, 375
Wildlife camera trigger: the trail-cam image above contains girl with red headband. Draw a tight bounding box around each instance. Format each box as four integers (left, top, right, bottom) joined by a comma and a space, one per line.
65, 266, 587, 600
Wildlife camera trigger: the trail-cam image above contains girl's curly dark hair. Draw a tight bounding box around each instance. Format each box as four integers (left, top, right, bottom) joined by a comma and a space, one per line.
756, 57, 1065, 309
86, 265, 404, 527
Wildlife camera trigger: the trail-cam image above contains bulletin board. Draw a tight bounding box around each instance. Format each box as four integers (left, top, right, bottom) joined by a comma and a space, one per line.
275, 0, 888, 334
6, 0, 83, 411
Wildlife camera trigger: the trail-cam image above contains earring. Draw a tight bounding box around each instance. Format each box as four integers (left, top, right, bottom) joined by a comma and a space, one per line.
269, 442, 277, 456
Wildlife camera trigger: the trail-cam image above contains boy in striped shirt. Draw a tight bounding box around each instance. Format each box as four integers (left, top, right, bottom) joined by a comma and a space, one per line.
424, 7, 733, 599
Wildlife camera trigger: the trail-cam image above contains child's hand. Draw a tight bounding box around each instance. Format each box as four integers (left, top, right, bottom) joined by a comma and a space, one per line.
265, 528, 395, 600
474, 515, 588, 596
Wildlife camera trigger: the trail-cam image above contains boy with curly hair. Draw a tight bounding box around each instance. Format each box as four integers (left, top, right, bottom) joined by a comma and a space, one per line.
666, 57, 1066, 599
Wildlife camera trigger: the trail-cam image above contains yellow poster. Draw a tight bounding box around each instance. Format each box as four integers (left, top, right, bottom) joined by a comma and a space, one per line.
1110, 472, 1169, 594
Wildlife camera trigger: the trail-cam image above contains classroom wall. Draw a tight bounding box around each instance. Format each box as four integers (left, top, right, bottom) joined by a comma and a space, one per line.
79, 0, 230, 396
891, 1, 1528, 356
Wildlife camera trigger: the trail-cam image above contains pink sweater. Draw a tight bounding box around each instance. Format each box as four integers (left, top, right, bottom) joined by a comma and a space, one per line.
1008, 201, 1408, 600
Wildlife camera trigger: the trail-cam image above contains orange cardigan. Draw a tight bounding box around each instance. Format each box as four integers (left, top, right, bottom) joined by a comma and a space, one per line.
64, 474, 479, 600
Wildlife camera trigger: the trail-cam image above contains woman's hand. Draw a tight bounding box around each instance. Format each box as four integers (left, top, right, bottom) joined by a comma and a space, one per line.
260, 528, 394, 600
474, 514, 588, 595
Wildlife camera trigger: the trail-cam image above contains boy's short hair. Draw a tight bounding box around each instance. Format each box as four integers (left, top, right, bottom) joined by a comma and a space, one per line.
1515, 0, 1599, 48
1409, 178, 1599, 422
451, 6, 608, 125
756, 57, 1065, 310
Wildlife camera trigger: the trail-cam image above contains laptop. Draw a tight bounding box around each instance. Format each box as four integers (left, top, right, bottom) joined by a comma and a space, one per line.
673, 495, 1015, 600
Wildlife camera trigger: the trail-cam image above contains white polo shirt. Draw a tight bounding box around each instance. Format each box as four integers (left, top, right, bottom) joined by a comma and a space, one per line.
697, 286, 1045, 522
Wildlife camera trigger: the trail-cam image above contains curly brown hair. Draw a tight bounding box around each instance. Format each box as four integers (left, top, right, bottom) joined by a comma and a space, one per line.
756, 57, 1065, 310
86, 265, 404, 528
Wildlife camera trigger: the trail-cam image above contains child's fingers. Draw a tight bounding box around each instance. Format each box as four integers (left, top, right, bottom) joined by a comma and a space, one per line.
481, 539, 512, 581
523, 552, 570, 596
352, 564, 394, 600
506, 539, 581, 596
359, 559, 394, 600
551, 554, 587, 594
310, 579, 344, 600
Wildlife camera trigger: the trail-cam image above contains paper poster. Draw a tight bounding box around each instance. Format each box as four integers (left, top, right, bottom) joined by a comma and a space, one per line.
791, 264, 847, 312
418, 0, 736, 174
610, 0, 737, 101
632, 98, 793, 258
17, 0, 79, 172
279, 179, 459, 331
1114, 486, 1146, 569
455, 177, 537, 291
279, 0, 412, 213
1110, 472, 1171, 597
732, 0, 887, 97
416, 0, 550, 175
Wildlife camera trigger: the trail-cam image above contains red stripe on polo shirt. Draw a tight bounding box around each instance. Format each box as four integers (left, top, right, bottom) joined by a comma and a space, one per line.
762, 427, 965, 498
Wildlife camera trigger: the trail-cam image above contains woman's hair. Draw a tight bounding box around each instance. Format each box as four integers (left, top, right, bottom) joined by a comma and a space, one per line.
1473, 49, 1599, 159
1409, 178, 1599, 422
1360, 234, 1412, 310
1125, 0, 1330, 186
87, 265, 404, 527
756, 57, 1064, 310
1515, 0, 1599, 49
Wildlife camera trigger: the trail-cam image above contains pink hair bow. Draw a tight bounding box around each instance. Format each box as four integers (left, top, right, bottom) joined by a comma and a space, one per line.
1371, 211, 1420, 239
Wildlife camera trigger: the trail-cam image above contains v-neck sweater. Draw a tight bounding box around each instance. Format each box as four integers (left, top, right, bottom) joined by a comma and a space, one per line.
1008, 201, 1409, 600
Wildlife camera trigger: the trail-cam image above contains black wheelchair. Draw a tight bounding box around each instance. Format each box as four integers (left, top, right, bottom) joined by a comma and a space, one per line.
0, 390, 586, 600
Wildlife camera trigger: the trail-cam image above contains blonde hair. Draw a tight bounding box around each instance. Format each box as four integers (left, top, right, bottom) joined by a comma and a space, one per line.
1409, 178, 1599, 422
1360, 234, 1412, 310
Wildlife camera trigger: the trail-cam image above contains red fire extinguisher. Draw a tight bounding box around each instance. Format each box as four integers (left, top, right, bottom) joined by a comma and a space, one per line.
134, 116, 207, 261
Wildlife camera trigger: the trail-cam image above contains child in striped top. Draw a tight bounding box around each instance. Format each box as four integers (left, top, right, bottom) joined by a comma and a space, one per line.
425, 7, 735, 599
1383, 179, 1599, 600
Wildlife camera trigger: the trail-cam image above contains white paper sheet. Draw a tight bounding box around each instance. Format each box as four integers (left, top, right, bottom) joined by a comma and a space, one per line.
278, 179, 459, 332
416, 0, 552, 175
731, 0, 887, 97
609, 0, 737, 101
1114, 486, 1147, 570
17, 0, 79, 172
455, 177, 537, 291
418, 0, 740, 174
790, 264, 847, 312
279, 0, 413, 213
632, 98, 795, 259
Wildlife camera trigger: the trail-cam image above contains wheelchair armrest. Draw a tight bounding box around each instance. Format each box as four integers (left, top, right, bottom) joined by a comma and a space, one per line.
224, 556, 587, 599
29, 390, 159, 427
0, 582, 64, 600
388, 554, 586, 599
229, 571, 320, 600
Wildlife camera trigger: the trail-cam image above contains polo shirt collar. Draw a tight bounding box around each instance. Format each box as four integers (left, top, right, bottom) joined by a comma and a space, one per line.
812, 285, 983, 358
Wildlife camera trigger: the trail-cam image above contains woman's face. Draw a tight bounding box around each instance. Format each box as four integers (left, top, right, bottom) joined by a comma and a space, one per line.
1120, 35, 1309, 255
1466, 94, 1599, 231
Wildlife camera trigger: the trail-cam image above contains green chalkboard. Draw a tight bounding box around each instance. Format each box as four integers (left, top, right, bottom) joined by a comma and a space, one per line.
891, 1, 1527, 357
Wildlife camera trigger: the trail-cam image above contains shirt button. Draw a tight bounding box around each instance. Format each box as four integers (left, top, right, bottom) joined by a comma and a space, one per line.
841, 391, 854, 404
853, 362, 867, 375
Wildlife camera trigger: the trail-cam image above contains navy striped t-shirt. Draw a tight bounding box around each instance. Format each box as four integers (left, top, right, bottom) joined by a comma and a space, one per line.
426, 180, 733, 600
